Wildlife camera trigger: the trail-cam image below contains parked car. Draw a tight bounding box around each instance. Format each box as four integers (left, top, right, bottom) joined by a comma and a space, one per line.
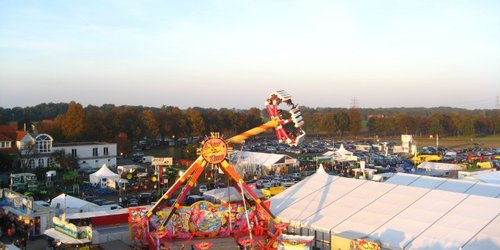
128, 199, 139, 207
139, 192, 153, 205
186, 195, 205, 206
199, 184, 208, 194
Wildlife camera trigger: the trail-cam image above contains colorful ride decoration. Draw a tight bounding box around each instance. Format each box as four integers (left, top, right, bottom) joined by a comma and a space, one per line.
194, 241, 214, 250
144, 200, 271, 238
128, 207, 148, 242
265, 90, 305, 147
138, 90, 305, 249
349, 238, 381, 250
277, 234, 314, 250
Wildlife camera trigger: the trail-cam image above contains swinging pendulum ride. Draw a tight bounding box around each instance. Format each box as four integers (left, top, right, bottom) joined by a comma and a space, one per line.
141, 90, 305, 249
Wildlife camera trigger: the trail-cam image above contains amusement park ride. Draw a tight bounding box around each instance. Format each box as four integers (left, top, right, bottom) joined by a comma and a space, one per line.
131, 90, 306, 249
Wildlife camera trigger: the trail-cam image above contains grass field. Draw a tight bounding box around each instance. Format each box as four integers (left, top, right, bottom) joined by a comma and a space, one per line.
395, 135, 500, 149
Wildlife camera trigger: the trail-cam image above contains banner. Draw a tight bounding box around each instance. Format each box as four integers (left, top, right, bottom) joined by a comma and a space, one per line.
152, 157, 173, 166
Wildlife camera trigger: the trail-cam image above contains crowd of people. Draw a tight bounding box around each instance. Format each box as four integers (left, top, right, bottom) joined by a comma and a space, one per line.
0, 211, 29, 249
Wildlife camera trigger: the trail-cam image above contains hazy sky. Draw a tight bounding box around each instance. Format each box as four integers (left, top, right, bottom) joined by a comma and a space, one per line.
1, 0, 499, 110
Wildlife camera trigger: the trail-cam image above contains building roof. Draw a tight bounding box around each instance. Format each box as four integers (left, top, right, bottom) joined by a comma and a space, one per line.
16, 130, 28, 141
269, 167, 500, 250
0, 134, 11, 141
53, 141, 114, 147
0, 125, 17, 141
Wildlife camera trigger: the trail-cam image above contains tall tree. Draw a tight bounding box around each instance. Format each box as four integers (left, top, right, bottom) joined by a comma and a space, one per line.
185, 108, 205, 136
143, 109, 160, 140
245, 108, 263, 129
458, 115, 475, 136
59, 101, 86, 141
319, 112, 335, 134
394, 113, 414, 134
85, 109, 110, 141
493, 114, 500, 135
348, 107, 362, 136
429, 113, 444, 136
111, 106, 143, 142
170, 107, 188, 138
333, 110, 350, 137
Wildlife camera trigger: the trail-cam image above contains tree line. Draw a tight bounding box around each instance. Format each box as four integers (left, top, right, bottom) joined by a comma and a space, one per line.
1, 103, 499, 145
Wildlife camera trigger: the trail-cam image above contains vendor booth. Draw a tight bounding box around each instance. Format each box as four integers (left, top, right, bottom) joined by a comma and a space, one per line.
44, 214, 92, 249
0, 188, 52, 237
89, 164, 119, 189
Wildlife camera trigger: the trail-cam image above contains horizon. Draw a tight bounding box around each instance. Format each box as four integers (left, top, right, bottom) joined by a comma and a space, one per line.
0, 101, 498, 111
1, 1, 499, 110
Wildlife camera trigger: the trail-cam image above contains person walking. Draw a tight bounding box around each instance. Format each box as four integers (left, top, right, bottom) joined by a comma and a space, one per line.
7, 227, 13, 242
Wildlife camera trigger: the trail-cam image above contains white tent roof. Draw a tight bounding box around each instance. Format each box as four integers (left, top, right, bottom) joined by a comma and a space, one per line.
371, 190, 467, 249
323, 145, 357, 162
202, 186, 264, 203
416, 162, 463, 171
386, 173, 500, 198
89, 164, 119, 184
472, 170, 500, 185
269, 170, 500, 249
50, 193, 99, 213
91, 164, 119, 178
462, 213, 500, 250
270, 166, 337, 217
230, 151, 296, 167
336, 144, 353, 155
406, 195, 500, 250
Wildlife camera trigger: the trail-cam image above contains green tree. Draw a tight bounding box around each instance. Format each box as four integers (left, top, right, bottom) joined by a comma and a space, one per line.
458, 115, 475, 136
429, 113, 444, 136
319, 112, 335, 134
85, 108, 110, 141
202, 109, 223, 134
52, 149, 79, 171
111, 106, 143, 142
333, 110, 350, 137
245, 107, 263, 129
492, 114, 500, 135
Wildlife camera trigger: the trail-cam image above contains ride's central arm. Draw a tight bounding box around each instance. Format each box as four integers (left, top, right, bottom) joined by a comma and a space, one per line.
146, 156, 206, 218
226, 119, 278, 145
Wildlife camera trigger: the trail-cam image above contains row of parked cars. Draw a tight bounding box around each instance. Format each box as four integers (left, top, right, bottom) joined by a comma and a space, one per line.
246, 172, 303, 189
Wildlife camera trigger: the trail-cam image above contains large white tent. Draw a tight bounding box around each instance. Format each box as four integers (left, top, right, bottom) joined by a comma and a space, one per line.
202, 186, 264, 204
386, 172, 500, 198
269, 166, 500, 250
50, 193, 99, 214
89, 164, 120, 188
229, 150, 298, 176
464, 170, 500, 185
322, 144, 358, 162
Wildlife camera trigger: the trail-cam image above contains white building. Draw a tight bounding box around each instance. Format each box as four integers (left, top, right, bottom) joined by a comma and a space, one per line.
16, 132, 117, 170
18, 133, 57, 168
53, 142, 117, 170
